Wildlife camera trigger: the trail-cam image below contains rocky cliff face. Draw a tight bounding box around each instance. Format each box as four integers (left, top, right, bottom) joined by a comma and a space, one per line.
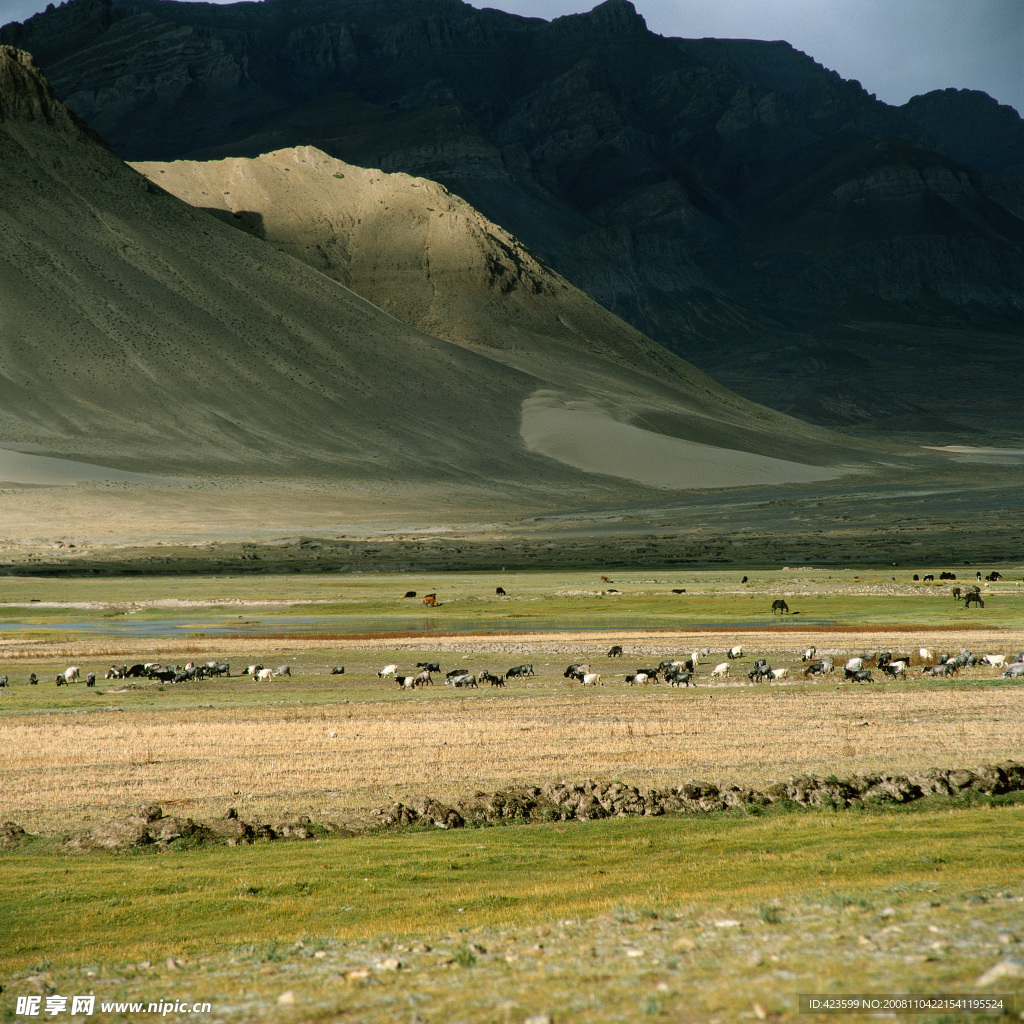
5, 0, 1024, 434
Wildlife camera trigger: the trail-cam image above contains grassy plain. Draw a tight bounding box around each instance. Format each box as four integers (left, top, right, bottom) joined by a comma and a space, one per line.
2, 568, 1023, 1021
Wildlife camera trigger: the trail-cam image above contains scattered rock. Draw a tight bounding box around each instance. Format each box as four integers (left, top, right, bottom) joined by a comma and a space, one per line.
975, 958, 1024, 987
276, 990, 295, 1005
376, 956, 402, 971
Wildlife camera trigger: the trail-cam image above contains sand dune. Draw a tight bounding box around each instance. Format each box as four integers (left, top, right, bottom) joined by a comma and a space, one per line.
521, 392, 848, 489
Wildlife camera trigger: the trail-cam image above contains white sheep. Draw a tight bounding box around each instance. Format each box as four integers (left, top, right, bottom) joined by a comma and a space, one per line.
377, 664, 398, 678
711, 662, 730, 679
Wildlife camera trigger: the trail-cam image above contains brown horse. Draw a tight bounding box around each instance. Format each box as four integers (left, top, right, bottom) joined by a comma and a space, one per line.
964, 592, 985, 608
772, 599, 789, 615
423, 593, 438, 607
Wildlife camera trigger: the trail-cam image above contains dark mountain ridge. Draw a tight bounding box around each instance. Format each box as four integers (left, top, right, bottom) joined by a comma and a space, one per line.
4, 0, 1024, 439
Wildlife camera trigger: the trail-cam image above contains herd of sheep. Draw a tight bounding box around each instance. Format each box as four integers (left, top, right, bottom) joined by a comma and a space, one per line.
2, 644, 1023, 693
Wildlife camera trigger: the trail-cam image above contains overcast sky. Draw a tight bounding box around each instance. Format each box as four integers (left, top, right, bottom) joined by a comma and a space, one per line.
4, 0, 1021, 115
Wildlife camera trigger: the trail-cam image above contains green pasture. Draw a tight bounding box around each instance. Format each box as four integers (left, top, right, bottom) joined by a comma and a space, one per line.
3, 804, 1022, 970
0, 568, 1021, 640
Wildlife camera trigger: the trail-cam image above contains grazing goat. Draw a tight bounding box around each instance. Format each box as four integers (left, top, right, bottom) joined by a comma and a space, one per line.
378, 664, 398, 678
417, 661, 441, 673
801, 647, 816, 662
850, 669, 873, 682
330, 666, 345, 675
396, 676, 418, 690
980, 654, 1006, 668
1002, 663, 1024, 679
711, 662, 730, 679
255, 668, 274, 683
667, 669, 693, 687
883, 660, 907, 678
480, 671, 504, 687
727, 645, 743, 659
28, 673, 38, 685
844, 658, 864, 678
0, 676, 7, 688
581, 672, 602, 686
275, 665, 291, 677
63, 666, 80, 684
770, 667, 788, 680
607, 645, 623, 658
506, 663, 534, 678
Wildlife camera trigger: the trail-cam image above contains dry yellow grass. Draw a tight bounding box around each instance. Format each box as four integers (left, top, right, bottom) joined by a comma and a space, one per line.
4, 684, 1021, 832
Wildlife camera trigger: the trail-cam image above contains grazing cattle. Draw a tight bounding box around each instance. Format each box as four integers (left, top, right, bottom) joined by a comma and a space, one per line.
727, 645, 743, 659
844, 658, 864, 677
771, 600, 789, 615
28, 673, 38, 685
801, 646, 816, 662
275, 665, 291, 677
770, 668, 788, 680
86, 673, 96, 687
581, 672, 602, 686
939, 571, 957, 580
980, 654, 1006, 668
423, 594, 438, 607
607, 645, 623, 658
883, 660, 908, 678
63, 666, 80, 684
255, 668, 273, 683
330, 666, 345, 675
986, 571, 1003, 582
403, 591, 417, 598
496, 587, 506, 596
964, 592, 985, 608
506, 664, 534, 678
378, 664, 398, 678
711, 662, 730, 679
481, 671, 504, 687
417, 661, 441, 674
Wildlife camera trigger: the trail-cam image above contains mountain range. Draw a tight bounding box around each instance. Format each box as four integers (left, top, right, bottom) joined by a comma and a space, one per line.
4, 0, 1023, 438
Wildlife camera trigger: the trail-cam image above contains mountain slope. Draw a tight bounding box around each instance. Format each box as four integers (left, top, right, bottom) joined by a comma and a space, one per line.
4, 0, 1023, 438
0, 45, 863, 491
